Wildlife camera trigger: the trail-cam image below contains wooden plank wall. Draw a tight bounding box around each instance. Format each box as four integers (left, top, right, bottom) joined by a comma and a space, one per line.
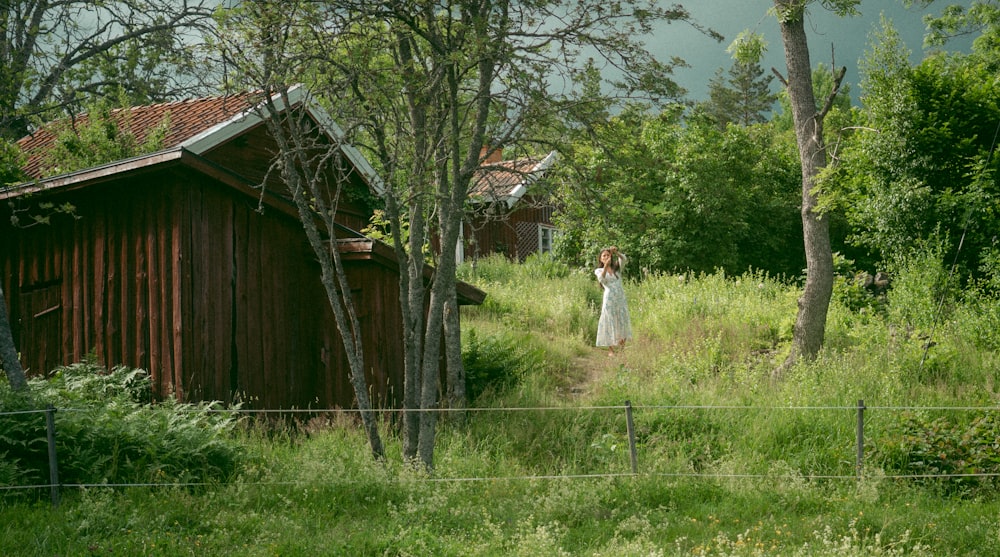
0, 173, 182, 385
178, 170, 404, 409
465, 201, 554, 262
1, 167, 406, 410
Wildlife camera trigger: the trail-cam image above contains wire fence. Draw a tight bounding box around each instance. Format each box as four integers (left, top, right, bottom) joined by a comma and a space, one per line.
3, 400, 1000, 508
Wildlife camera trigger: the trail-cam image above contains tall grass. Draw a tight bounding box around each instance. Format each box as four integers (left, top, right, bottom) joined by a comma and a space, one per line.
2, 251, 999, 555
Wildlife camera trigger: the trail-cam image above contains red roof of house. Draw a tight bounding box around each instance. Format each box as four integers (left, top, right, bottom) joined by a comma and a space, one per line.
470, 158, 542, 197
469, 151, 557, 207
16, 93, 256, 179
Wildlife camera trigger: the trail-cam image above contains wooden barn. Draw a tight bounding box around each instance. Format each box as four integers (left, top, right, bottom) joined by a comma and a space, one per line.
458, 147, 559, 263
2, 87, 485, 409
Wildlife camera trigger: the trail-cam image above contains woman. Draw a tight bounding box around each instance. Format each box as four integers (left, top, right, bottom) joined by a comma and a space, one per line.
595, 246, 633, 356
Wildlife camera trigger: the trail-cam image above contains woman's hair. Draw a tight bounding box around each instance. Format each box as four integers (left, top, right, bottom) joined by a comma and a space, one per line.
599, 247, 620, 278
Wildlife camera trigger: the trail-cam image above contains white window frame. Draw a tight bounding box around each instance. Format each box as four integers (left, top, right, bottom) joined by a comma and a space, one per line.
455, 222, 466, 263
537, 224, 557, 255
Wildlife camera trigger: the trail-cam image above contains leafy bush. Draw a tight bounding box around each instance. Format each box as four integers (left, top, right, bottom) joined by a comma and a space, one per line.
1, 137, 27, 185
878, 412, 1000, 495
0, 360, 245, 498
885, 239, 956, 333
458, 253, 520, 283
43, 360, 152, 404
831, 254, 888, 314
521, 252, 570, 279
39, 98, 170, 178
957, 283, 1000, 352
462, 329, 544, 402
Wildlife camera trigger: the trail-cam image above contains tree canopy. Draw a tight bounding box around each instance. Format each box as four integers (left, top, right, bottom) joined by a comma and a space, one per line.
1, 0, 217, 141
834, 17, 1000, 282
552, 105, 804, 278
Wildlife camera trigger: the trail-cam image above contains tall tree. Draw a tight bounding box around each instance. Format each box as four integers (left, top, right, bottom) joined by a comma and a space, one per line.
552, 104, 802, 276
0, 142, 26, 389
917, 0, 1000, 59
765, 0, 856, 376
218, 0, 714, 470
212, 4, 386, 459
1, 138, 28, 388
837, 18, 1000, 281
0, 285, 26, 390
0, 0, 217, 141
702, 53, 778, 129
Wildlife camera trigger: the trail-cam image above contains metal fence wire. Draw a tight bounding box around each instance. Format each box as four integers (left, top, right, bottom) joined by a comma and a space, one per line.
3, 400, 1000, 508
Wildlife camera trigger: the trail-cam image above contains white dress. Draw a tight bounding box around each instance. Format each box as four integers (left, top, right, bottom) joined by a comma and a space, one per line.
595, 255, 633, 347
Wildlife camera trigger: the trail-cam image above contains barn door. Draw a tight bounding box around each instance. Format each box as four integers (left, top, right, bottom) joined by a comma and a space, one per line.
16, 282, 63, 376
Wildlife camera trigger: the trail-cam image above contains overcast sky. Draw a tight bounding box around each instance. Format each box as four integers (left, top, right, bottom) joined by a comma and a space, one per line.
643, 0, 976, 105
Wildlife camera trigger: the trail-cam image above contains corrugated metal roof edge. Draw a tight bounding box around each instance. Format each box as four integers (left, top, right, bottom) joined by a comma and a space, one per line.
504, 149, 558, 209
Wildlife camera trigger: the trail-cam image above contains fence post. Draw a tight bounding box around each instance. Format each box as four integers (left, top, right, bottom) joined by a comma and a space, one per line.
625, 400, 638, 474
45, 404, 60, 508
855, 399, 865, 479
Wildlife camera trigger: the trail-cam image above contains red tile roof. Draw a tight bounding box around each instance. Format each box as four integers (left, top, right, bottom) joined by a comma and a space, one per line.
469, 152, 556, 203
16, 93, 256, 179
470, 158, 535, 197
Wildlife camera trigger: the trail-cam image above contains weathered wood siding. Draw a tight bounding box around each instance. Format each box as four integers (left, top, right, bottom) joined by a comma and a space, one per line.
200, 120, 375, 233
0, 165, 403, 409
464, 199, 554, 262
1, 171, 185, 392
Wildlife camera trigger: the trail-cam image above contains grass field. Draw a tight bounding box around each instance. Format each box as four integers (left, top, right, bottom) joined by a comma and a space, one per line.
2, 253, 999, 556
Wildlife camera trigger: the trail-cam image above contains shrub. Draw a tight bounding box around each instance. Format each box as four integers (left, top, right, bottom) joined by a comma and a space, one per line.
0, 360, 245, 498
831, 253, 888, 315
885, 239, 955, 333
463, 329, 544, 402
521, 252, 570, 280
957, 283, 1000, 352
877, 412, 1000, 495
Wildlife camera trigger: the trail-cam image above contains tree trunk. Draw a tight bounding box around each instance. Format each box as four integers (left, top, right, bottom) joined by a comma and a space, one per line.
395, 191, 426, 464
0, 284, 28, 390
443, 289, 466, 423
415, 177, 465, 470
416, 286, 445, 470
263, 92, 384, 460
774, 0, 835, 378
391, 22, 436, 465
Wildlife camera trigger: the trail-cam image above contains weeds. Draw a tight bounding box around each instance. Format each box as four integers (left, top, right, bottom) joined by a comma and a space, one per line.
0, 359, 245, 492
2, 251, 999, 555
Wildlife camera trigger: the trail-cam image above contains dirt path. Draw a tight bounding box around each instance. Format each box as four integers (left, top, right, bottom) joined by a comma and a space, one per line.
565, 348, 621, 398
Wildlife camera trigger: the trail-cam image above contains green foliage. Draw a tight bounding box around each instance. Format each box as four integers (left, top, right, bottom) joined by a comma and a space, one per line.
728, 31, 767, 65
884, 239, 955, 333
831, 253, 888, 314
770, 63, 855, 134
957, 274, 1000, 351
839, 19, 1000, 281
879, 412, 1000, 495
4, 257, 1000, 554
459, 254, 596, 346
1, 0, 214, 142
520, 252, 571, 280
0, 360, 245, 498
67, 27, 206, 109
43, 360, 153, 404
921, 0, 1000, 60
700, 56, 777, 128
39, 96, 171, 177
463, 329, 543, 402
0, 138, 26, 185
552, 107, 803, 277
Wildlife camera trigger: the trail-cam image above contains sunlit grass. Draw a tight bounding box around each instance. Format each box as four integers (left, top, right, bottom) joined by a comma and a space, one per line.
3, 254, 1000, 555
